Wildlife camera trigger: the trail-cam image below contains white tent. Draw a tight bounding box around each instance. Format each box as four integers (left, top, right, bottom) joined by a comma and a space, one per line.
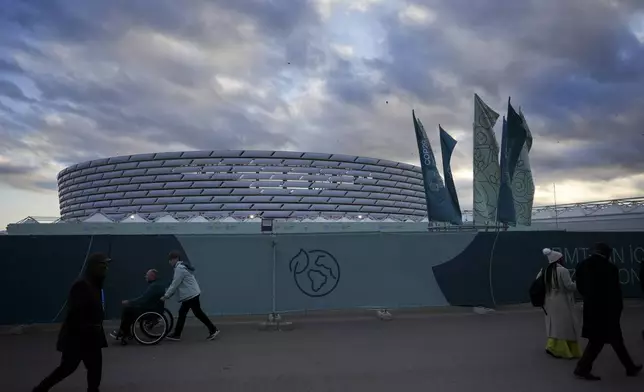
155, 214, 179, 223
382, 218, 396, 223
219, 216, 238, 223
121, 214, 148, 223
83, 213, 114, 223
187, 216, 209, 223
337, 217, 352, 222
312, 217, 327, 222
17, 216, 40, 224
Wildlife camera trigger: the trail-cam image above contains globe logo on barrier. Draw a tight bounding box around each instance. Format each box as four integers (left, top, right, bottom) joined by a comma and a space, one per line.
289, 249, 340, 298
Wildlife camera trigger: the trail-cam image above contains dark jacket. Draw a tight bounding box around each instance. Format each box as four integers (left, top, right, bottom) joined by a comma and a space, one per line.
576, 254, 623, 342
128, 280, 166, 310
56, 278, 108, 352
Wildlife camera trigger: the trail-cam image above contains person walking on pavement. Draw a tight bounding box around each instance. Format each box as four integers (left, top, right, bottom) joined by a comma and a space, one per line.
540, 248, 582, 359
161, 251, 219, 341
33, 252, 111, 392
574, 243, 642, 381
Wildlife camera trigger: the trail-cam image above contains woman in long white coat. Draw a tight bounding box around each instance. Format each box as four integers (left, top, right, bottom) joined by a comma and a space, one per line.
539, 248, 582, 359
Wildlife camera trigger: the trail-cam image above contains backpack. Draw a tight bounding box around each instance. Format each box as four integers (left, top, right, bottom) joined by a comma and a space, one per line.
529, 269, 546, 308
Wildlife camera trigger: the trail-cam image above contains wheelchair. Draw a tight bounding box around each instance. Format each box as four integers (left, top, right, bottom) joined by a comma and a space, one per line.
121, 307, 174, 346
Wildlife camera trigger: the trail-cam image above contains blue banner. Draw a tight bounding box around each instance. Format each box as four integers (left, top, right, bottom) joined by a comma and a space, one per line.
497, 99, 528, 225
497, 117, 516, 225
412, 111, 460, 224
506, 101, 527, 180
439, 126, 462, 225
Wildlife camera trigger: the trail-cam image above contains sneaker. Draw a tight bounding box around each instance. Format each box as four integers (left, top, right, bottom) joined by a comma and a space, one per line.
627, 364, 643, 377
207, 330, 220, 341
110, 331, 122, 340
574, 370, 601, 381
165, 334, 181, 341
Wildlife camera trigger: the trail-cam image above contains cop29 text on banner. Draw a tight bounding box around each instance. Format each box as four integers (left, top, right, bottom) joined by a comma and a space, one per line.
412, 111, 461, 224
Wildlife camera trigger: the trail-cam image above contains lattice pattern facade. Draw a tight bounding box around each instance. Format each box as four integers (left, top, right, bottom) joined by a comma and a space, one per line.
57, 150, 428, 221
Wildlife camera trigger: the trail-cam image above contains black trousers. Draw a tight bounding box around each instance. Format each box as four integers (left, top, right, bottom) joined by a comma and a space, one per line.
576, 337, 636, 374
173, 295, 217, 337
34, 348, 102, 392
118, 306, 141, 337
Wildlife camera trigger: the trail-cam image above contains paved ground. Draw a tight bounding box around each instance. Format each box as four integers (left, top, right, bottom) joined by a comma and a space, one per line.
2, 307, 643, 392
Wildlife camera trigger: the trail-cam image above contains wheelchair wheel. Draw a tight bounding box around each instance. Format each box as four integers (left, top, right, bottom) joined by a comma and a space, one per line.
132, 311, 167, 345
139, 308, 173, 339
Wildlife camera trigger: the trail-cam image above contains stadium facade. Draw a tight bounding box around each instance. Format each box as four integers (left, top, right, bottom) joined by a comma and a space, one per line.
57, 150, 428, 221
4, 149, 642, 235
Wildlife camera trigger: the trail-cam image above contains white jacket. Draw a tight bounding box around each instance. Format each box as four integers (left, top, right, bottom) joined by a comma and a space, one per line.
163, 262, 201, 302
537, 265, 581, 341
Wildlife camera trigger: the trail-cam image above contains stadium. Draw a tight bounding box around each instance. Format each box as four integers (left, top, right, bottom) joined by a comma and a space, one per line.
57, 150, 428, 222
3, 149, 644, 234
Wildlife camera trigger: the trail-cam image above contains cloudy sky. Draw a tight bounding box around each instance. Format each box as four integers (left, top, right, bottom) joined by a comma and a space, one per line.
1, 0, 643, 228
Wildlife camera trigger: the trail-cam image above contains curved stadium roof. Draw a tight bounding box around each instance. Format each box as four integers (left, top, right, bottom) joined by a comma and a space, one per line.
57, 150, 428, 221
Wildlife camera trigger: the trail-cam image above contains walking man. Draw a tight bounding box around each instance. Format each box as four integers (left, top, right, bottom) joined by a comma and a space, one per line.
33, 252, 111, 392
110, 269, 166, 340
574, 243, 642, 380
161, 251, 219, 341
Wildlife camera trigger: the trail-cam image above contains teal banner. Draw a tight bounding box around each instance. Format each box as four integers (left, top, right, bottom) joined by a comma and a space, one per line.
497, 100, 527, 225
439, 126, 462, 225
412, 111, 460, 224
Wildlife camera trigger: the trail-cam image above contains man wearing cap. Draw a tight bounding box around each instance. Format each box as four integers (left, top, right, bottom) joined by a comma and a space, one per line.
33, 252, 111, 392
574, 243, 641, 381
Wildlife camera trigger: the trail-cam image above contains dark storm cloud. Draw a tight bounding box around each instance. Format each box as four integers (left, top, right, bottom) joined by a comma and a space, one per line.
0, 80, 33, 102
0, 162, 57, 192
0, 0, 644, 205
0, 162, 36, 175
366, 16, 451, 102
0, 0, 301, 164
0, 57, 23, 73
372, 0, 644, 185
226, 0, 319, 36
326, 60, 383, 106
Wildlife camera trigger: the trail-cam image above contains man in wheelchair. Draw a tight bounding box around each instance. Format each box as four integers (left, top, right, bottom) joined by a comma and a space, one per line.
110, 269, 166, 341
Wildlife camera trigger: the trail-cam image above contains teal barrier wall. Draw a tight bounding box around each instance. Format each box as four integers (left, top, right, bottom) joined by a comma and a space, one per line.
0, 231, 641, 325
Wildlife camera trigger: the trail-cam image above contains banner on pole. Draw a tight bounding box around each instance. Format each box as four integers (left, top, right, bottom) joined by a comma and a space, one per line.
472, 94, 501, 226
412, 111, 460, 224
497, 99, 528, 225
439, 126, 463, 225
512, 109, 535, 225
